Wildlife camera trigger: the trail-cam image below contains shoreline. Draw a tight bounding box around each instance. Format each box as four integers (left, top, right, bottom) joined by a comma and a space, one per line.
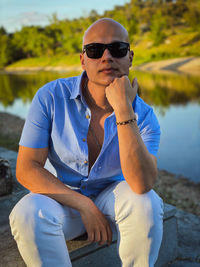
0, 111, 199, 216
1, 56, 200, 76
0, 65, 82, 75
134, 56, 200, 76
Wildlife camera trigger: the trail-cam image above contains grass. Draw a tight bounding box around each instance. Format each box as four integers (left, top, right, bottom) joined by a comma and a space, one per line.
6, 53, 81, 69
132, 30, 200, 66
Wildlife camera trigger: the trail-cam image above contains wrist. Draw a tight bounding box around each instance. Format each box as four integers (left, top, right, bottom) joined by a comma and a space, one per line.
76, 195, 94, 213
115, 104, 135, 122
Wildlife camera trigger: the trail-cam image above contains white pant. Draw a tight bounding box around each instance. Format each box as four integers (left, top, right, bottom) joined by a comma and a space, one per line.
9, 181, 163, 267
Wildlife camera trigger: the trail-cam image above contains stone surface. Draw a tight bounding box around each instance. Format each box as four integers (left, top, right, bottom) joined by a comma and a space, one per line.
0, 147, 25, 192
169, 261, 200, 267
71, 242, 121, 267
0, 147, 29, 231
155, 211, 177, 266
0, 158, 12, 196
176, 209, 200, 262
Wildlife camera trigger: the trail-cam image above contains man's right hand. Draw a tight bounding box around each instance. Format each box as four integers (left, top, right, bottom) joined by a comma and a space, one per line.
80, 199, 112, 246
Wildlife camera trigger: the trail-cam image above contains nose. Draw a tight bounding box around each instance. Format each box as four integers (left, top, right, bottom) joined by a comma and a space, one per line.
101, 48, 113, 61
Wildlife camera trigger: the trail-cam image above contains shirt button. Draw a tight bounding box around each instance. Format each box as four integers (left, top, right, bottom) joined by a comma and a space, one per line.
82, 138, 86, 142
86, 114, 90, 119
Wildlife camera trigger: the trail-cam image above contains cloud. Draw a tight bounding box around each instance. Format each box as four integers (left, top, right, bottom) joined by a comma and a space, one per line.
0, 11, 49, 33
18, 11, 48, 26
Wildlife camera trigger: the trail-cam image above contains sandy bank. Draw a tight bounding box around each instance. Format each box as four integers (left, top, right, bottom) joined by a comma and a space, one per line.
134, 56, 200, 76
2, 65, 82, 74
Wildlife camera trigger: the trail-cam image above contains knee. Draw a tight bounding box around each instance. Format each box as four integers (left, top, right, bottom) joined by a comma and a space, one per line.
114, 181, 163, 225
9, 193, 61, 236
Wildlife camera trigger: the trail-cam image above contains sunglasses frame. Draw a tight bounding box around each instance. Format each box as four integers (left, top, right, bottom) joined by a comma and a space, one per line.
83, 41, 130, 59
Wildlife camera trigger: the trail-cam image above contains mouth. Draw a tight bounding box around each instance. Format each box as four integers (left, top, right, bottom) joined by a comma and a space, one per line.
99, 68, 118, 74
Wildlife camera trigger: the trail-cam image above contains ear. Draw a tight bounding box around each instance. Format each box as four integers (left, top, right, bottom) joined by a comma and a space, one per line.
129, 50, 134, 68
80, 53, 86, 70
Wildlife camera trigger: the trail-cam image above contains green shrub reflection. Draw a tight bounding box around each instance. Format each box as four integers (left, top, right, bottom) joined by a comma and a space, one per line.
129, 70, 200, 112
0, 70, 81, 106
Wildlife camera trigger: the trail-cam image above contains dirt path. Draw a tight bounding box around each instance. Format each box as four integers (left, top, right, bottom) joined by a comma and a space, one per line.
134, 56, 200, 75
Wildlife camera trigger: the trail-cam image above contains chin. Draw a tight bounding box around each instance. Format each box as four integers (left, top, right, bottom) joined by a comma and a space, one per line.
102, 76, 116, 85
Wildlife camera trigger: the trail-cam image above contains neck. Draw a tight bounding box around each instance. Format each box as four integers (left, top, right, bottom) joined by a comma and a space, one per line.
83, 78, 113, 112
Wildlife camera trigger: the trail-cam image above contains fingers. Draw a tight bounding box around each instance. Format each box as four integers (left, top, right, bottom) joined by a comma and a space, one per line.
98, 224, 112, 246
132, 77, 138, 92
80, 201, 112, 246
87, 231, 95, 243
86, 221, 112, 246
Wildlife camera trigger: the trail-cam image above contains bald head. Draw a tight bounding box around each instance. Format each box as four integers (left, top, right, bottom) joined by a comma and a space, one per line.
83, 18, 129, 47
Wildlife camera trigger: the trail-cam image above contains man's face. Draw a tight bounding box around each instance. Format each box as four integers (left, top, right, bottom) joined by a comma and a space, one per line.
80, 21, 133, 87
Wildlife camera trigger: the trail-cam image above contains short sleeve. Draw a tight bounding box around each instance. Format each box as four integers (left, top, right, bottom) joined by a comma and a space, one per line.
19, 87, 53, 148
139, 108, 161, 157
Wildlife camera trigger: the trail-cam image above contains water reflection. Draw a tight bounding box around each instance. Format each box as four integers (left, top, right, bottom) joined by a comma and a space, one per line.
0, 70, 81, 107
131, 70, 200, 111
0, 69, 200, 109
0, 70, 200, 182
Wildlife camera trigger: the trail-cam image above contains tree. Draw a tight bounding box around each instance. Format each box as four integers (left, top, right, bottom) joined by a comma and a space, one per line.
184, 0, 200, 30
0, 27, 6, 35
0, 32, 13, 67
12, 26, 54, 58
150, 10, 167, 45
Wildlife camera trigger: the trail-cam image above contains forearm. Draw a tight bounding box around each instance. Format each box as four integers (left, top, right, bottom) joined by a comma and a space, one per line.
115, 105, 157, 194
16, 160, 92, 212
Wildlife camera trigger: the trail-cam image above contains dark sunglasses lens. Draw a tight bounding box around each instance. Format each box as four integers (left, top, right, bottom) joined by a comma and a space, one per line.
109, 43, 129, 57
86, 44, 104, 59
84, 42, 129, 58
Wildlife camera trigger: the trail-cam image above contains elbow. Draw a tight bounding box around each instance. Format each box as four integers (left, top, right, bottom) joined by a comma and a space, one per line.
129, 172, 158, 195
16, 159, 33, 187
16, 163, 25, 186
131, 186, 152, 195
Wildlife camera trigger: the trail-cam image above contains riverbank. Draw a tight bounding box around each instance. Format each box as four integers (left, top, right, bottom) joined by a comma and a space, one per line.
0, 112, 199, 216
134, 56, 200, 76
1, 56, 199, 76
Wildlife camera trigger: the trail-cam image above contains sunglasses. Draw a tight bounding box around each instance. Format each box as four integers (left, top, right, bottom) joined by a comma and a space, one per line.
83, 41, 130, 59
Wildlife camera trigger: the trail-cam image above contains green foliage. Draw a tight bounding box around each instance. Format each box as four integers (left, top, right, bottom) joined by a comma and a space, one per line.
12, 26, 54, 58
0, 34, 12, 67
150, 10, 167, 45
184, 0, 200, 30
0, 27, 6, 35
1, 0, 200, 68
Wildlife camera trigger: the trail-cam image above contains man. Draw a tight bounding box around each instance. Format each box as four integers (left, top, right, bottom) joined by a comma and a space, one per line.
10, 18, 163, 267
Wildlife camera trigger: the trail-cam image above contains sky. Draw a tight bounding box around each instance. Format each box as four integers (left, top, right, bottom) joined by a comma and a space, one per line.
0, 0, 130, 33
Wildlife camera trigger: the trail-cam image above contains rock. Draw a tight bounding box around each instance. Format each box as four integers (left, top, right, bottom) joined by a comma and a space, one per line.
0, 112, 24, 139
0, 158, 12, 196
175, 209, 200, 262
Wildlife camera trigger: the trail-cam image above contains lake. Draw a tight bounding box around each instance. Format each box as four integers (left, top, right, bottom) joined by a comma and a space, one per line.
0, 69, 200, 182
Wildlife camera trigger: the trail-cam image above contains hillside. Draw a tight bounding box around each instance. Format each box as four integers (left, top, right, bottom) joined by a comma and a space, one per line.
1, 0, 200, 69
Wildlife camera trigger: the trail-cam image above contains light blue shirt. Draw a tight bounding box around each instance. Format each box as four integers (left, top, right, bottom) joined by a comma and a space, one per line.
20, 72, 160, 197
